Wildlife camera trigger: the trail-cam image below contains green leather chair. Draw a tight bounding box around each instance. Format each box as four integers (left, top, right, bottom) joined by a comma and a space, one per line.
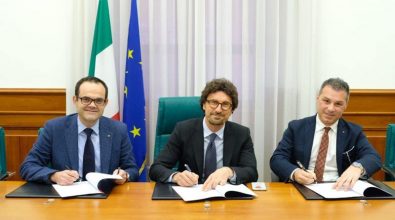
383, 124, 395, 181
0, 127, 7, 180
154, 96, 204, 160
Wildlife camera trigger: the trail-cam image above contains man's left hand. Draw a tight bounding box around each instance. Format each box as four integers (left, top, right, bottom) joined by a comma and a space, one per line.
113, 168, 129, 185
333, 165, 362, 190
202, 167, 233, 191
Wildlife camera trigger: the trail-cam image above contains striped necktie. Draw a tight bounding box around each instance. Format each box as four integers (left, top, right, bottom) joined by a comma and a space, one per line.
314, 127, 331, 182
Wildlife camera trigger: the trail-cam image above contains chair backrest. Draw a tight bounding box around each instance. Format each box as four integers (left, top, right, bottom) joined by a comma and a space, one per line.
0, 127, 7, 180
154, 96, 204, 160
385, 124, 395, 169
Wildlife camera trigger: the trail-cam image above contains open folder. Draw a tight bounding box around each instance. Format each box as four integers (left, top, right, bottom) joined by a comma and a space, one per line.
172, 183, 256, 202
151, 182, 256, 201
293, 179, 395, 200
52, 172, 122, 197
6, 172, 121, 199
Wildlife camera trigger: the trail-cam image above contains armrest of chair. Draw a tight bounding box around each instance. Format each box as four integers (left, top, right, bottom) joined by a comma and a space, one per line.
382, 165, 395, 181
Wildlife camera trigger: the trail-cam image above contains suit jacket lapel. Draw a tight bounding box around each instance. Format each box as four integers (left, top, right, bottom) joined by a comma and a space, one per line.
223, 122, 232, 166
65, 114, 79, 170
192, 119, 205, 176
336, 118, 348, 173
304, 116, 316, 165
99, 117, 112, 174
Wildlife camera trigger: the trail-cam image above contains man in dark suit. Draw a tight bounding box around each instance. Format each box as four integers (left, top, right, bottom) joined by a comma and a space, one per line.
20, 76, 138, 185
270, 78, 381, 189
149, 78, 258, 191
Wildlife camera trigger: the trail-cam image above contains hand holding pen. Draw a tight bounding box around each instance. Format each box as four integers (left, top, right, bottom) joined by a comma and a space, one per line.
65, 165, 82, 182
113, 167, 129, 185
49, 166, 80, 186
172, 164, 199, 187
295, 160, 317, 185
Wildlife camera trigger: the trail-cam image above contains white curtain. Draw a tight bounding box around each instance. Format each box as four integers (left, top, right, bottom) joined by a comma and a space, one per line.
70, 0, 319, 181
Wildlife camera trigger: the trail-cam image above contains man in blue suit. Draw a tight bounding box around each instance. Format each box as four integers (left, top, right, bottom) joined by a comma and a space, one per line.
20, 76, 138, 185
270, 78, 381, 190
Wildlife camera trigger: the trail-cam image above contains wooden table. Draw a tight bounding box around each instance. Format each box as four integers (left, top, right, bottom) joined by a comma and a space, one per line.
1, 181, 394, 220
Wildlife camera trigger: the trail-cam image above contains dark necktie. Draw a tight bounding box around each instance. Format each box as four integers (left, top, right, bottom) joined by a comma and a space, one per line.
204, 133, 217, 181
314, 127, 331, 182
83, 128, 95, 180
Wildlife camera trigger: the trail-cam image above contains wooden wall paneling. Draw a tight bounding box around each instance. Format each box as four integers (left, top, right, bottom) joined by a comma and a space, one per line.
345, 89, 395, 112
4, 136, 19, 180
0, 89, 65, 180
5, 135, 37, 180
343, 89, 395, 181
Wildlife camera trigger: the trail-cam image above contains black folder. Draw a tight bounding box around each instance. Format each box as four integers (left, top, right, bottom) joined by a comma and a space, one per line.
151, 182, 181, 200
293, 179, 395, 200
5, 182, 108, 199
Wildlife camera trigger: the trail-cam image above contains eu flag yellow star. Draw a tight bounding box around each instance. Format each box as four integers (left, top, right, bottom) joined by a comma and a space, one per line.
130, 126, 141, 138
124, 86, 128, 98
128, 49, 134, 59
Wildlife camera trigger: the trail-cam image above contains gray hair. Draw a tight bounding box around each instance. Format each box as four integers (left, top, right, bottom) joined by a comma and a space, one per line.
319, 77, 350, 102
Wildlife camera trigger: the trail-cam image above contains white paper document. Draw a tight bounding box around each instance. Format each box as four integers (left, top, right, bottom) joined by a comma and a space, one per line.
172, 183, 257, 202
305, 180, 391, 199
52, 172, 122, 198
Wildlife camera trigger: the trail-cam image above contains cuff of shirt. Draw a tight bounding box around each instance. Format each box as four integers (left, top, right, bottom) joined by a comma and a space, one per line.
360, 167, 367, 179
168, 172, 179, 183
228, 168, 237, 184
289, 168, 298, 181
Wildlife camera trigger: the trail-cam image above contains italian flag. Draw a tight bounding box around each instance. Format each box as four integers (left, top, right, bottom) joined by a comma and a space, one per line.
88, 0, 120, 120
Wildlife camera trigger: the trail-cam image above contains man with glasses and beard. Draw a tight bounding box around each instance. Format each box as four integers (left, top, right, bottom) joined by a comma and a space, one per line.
21, 76, 138, 185
149, 78, 258, 191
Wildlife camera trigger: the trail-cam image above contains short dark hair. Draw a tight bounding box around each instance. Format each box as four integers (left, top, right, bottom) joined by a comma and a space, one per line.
200, 78, 238, 111
319, 77, 350, 101
75, 76, 108, 99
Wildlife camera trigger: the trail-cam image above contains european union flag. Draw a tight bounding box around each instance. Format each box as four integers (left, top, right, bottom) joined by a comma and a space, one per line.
123, 0, 147, 182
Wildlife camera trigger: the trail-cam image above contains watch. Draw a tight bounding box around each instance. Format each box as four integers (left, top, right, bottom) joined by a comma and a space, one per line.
352, 162, 364, 174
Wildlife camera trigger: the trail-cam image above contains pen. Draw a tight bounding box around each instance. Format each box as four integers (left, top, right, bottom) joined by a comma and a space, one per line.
117, 167, 121, 175
184, 164, 192, 172
296, 160, 307, 172
65, 165, 81, 182
296, 160, 317, 184
184, 164, 198, 186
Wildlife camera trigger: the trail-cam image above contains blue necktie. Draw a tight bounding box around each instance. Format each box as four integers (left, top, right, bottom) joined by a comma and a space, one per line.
204, 133, 217, 181
83, 128, 95, 180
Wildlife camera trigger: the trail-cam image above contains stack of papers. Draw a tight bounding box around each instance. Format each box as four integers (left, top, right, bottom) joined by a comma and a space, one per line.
305, 180, 392, 199
172, 183, 256, 202
52, 172, 122, 198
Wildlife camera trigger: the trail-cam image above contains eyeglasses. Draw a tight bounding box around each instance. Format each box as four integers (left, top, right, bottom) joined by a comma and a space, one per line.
78, 96, 106, 106
206, 99, 232, 111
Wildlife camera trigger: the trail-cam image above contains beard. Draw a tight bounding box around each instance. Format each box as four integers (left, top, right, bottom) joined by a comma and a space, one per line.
207, 113, 226, 125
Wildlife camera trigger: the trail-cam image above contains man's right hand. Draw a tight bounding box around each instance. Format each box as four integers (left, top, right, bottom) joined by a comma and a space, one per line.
293, 168, 316, 185
172, 170, 199, 186
50, 170, 80, 185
